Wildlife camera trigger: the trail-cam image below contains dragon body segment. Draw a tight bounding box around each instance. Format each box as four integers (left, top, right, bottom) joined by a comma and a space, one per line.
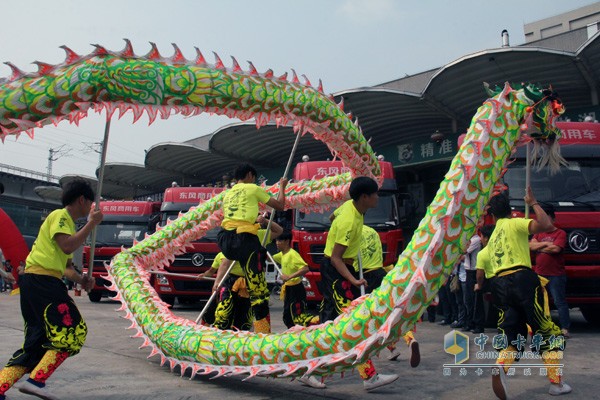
0, 43, 563, 379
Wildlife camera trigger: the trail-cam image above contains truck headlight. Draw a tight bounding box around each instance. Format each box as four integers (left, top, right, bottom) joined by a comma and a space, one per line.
302, 277, 311, 288
157, 274, 169, 285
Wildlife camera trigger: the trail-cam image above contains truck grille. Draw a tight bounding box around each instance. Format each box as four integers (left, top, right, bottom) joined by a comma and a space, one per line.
172, 279, 213, 292
91, 255, 113, 271
170, 252, 219, 269
309, 245, 326, 265
566, 277, 600, 298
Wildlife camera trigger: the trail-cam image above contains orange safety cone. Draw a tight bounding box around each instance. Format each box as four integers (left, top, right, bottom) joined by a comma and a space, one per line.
74, 284, 81, 297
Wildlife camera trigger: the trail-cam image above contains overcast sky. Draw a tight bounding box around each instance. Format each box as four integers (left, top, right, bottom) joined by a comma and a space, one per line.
0, 0, 596, 179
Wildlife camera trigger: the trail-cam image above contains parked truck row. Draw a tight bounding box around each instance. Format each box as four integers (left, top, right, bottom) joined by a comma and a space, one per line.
81, 122, 600, 324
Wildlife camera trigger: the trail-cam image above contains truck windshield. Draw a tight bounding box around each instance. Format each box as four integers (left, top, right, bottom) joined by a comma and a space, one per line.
93, 222, 149, 246
294, 192, 399, 230
503, 159, 600, 204
161, 211, 219, 241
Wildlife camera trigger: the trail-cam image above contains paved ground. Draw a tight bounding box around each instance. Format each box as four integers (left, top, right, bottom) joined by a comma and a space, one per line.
0, 292, 598, 399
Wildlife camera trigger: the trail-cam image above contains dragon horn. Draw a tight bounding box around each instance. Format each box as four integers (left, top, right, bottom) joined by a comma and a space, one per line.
121, 39, 134, 57
146, 42, 161, 60
59, 45, 81, 65
194, 47, 206, 65
4, 62, 26, 81
483, 82, 495, 97
171, 43, 186, 63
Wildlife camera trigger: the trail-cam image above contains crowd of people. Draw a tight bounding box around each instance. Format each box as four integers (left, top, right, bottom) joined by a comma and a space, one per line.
0, 164, 575, 399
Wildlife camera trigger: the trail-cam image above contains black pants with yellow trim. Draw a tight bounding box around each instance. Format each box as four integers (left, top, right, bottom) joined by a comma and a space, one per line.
491, 268, 563, 353
364, 268, 386, 293
319, 258, 361, 322
213, 275, 252, 331
282, 282, 316, 328
217, 229, 269, 321
6, 273, 87, 370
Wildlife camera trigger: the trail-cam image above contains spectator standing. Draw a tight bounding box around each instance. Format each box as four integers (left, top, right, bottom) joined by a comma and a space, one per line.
462, 234, 482, 332
529, 207, 570, 338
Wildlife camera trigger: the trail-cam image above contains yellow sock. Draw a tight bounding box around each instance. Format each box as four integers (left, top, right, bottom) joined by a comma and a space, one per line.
0, 365, 28, 395
253, 317, 271, 334
543, 351, 563, 384
356, 359, 376, 380
496, 345, 517, 373
30, 350, 69, 384
403, 331, 415, 346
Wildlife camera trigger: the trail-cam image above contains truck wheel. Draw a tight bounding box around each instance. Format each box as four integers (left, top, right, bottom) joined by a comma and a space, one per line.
160, 295, 175, 306
88, 291, 102, 303
580, 305, 600, 325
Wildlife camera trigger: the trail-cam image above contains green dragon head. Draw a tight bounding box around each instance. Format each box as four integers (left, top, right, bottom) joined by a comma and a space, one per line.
522, 84, 565, 141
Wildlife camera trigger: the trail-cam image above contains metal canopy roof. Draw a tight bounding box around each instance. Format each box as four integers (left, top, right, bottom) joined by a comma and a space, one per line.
145, 142, 240, 182
92, 164, 193, 199
208, 123, 331, 167
58, 174, 142, 200
98, 35, 600, 198
423, 47, 591, 124
332, 89, 454, 147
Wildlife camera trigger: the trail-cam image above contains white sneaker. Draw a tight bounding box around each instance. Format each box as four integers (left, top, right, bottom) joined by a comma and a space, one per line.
363, 373, 399, 392
387, 346, 401, 361
492, 366, 509, 400
549, 382, 572, 396
409, 339, 421, 368
298, 375, 326, 389
16, 379, 59, 400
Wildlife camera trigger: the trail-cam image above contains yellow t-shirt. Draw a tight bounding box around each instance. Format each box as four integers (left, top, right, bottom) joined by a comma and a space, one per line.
475, 246, 494, 279
354, 225, 383, 272
26, 208, 75, 276
488, 217, 533, 275
221, 183, 271, 231
272, 248, 306, 285
211, 251, 244, 277
324, 200, 363, 260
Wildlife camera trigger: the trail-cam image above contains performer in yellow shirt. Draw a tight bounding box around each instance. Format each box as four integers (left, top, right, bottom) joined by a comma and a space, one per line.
487, 189, 571, 399
0, 179, 102, 400
209, 216, 282, 331
199, 252, 251, 330
319, 176, 398, 392
217, 164, 288, 334
272, 232, 318, 328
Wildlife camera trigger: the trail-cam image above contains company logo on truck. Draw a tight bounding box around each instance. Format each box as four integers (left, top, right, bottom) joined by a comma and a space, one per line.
568, 230, 590, 253
191, 253, 205, 266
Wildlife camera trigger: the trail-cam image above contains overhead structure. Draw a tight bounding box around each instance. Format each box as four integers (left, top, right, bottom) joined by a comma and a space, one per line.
99, 34, 600, 197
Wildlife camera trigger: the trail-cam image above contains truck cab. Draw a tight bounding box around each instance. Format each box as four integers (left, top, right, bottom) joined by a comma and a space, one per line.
502, 121, 600, 324
291, 160, 403, 303
83, 200, 161, 302
155, 186, 224, 306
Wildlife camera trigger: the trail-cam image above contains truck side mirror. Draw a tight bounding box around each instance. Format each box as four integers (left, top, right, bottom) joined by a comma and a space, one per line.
147, 214, 160, 235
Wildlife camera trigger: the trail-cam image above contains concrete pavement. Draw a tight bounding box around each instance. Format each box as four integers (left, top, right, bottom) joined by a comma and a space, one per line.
1, 292, 598, 399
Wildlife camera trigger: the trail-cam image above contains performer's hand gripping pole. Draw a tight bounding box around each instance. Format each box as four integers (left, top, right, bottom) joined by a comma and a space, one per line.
357, 252, 366, 296
195, 260, 237, 324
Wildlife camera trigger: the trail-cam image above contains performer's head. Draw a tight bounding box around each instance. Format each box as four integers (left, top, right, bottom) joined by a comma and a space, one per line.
349, 176, 379, 211
234, 164, 258, 183
276, 231, 292, 252
487, 192, 511, 219
62, 179, 95, 218
479, 224, 495, 246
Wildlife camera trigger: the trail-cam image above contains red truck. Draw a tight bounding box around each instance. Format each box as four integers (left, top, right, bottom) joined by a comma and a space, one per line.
502, 121, 600, 324
155, 186, 224, 306
83, 200, 161, 302
290, 159, 404, 303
